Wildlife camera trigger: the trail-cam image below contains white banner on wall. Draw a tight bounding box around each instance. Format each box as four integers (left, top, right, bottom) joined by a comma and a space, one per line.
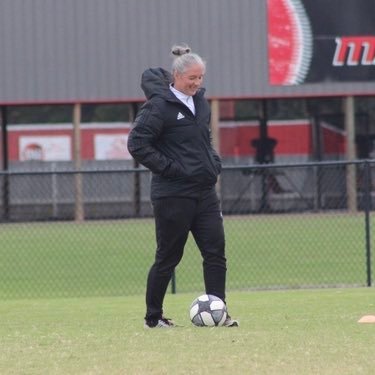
94, 134, 131, 160
19, 136, 71, 161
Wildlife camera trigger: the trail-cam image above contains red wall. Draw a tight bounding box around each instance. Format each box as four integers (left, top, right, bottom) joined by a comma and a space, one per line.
4, 120, 346, 161
220, 120, 345, 157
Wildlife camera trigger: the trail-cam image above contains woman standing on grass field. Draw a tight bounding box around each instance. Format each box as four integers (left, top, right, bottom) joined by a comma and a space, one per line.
127, 44, 238, 328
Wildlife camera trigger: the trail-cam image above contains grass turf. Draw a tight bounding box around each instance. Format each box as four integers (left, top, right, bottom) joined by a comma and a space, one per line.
0, 288, 374, 374
0, 213, 373, 299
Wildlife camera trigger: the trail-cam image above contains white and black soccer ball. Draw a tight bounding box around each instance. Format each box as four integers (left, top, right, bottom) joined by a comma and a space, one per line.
189, 294, 227, 327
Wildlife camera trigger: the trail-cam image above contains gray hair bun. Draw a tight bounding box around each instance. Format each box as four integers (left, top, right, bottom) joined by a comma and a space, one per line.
170, 43, 206, 74
171, 44, 191, 57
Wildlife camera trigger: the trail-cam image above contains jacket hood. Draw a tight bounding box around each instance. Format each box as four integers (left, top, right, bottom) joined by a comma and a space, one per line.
141, 67, 172, 100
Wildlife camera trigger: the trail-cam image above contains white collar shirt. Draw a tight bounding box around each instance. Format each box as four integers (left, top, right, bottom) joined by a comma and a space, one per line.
170, 85, 195, 115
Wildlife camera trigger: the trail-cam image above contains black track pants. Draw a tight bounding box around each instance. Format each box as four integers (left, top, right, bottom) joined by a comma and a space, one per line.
145, 188, 226, 320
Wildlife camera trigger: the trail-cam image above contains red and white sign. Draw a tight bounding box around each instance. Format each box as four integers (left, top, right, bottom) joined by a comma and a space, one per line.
8, 122, 132, 161
267, 0, 312, 85
19, 136, 71, 161
268, 0, 375, 84
94, 134, 131, 160
333, 36, 375, 66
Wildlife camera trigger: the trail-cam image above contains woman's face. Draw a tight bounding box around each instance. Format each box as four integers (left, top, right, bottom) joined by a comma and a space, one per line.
173, 63, 205, 96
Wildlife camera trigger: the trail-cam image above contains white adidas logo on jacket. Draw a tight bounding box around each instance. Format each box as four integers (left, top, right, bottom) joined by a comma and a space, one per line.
177, 112, 185, 120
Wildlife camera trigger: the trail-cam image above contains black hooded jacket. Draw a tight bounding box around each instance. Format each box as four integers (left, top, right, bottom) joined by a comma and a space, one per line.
127, 67, 222, 200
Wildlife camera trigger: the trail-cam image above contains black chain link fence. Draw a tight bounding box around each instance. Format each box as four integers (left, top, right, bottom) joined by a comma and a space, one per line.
0, 160, 373, 299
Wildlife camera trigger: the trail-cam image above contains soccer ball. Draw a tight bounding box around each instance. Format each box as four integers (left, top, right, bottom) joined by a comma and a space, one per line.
189, 294, 227, 327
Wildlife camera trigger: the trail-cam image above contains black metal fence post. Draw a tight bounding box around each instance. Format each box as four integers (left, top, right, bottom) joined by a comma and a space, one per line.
171, 271, 176, 294
363, 160, 372, 287
1, 106, 9, 220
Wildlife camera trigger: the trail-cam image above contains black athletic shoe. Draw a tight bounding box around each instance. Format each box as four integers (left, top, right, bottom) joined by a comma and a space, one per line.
144, 317, 175, 328
223, 315, 239, 327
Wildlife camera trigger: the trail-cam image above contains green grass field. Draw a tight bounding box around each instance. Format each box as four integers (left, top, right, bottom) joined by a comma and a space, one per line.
0, 213, 373, 299
0, 213, 374, 373
0, 289, 374, 374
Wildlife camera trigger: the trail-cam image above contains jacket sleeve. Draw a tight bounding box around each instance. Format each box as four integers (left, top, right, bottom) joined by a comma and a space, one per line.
127, 101, 183, 177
